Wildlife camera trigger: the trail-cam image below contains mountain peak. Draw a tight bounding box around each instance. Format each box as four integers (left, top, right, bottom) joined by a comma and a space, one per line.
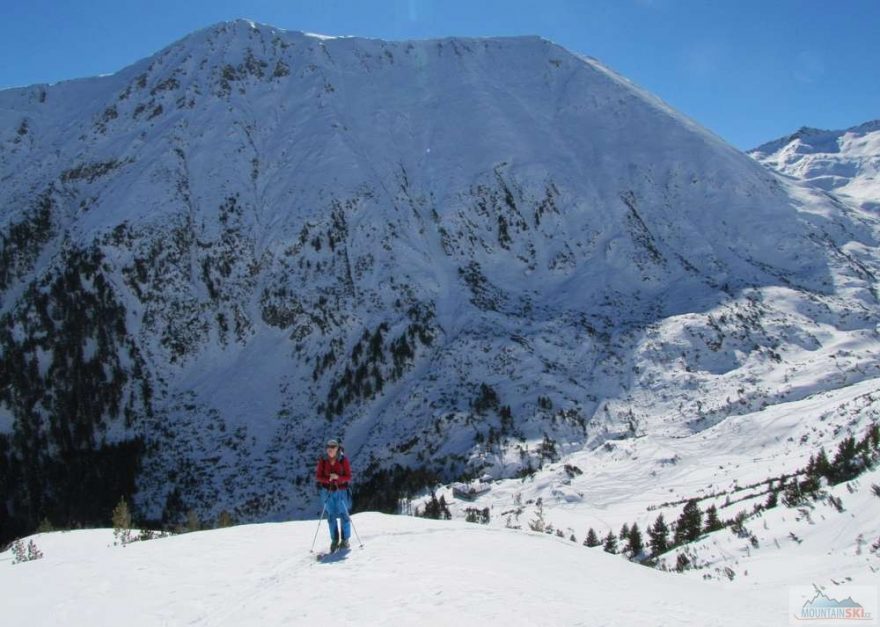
2, 18, 880, 547
749, 117, 880, 209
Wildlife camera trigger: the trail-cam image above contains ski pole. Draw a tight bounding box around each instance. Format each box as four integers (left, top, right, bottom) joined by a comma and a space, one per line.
309, 502, 327, 554
340, 496, 364, 548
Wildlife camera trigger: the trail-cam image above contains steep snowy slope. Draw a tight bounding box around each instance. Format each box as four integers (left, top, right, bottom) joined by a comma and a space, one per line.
750, 120, 880, 210
2, 20, 880, 539
1, 515, 790, 626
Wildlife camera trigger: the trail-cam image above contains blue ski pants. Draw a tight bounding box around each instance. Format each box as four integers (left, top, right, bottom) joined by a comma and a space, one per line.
321, 488, 352, 542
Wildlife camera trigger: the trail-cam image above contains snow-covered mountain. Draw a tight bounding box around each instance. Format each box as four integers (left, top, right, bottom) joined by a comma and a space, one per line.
750, 120, 880, 211
2, 19, 880, 541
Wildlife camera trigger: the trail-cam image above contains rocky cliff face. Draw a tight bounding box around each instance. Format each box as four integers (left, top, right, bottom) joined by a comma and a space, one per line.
2, 20, 879, 538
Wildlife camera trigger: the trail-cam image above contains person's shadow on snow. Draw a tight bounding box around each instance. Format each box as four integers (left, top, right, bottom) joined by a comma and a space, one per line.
317, 548, 350, 564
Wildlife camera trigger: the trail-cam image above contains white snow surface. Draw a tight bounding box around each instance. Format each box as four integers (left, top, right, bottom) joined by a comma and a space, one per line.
750, 120, 880, 211
2, 514, 790, 627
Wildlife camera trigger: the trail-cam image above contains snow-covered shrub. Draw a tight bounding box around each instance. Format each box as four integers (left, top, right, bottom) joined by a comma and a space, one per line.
11, 539, 43, 564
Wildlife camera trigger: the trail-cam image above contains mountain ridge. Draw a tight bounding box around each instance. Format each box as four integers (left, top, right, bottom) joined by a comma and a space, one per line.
2, 22, 880, 541
749, 118, 880, 211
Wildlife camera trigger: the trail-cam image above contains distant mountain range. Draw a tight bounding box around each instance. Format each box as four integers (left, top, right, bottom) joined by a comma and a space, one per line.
2, 20, 880, 542
750, 119, 880, 211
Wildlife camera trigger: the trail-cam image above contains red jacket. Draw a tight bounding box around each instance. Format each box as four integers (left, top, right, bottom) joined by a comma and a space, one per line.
316, 454, 352, 489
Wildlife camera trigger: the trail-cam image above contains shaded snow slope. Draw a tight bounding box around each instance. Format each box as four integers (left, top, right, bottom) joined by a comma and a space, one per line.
1, 514, 789, 626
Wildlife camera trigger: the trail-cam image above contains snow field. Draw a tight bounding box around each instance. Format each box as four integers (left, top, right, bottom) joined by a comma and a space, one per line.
2, 513, 789, 627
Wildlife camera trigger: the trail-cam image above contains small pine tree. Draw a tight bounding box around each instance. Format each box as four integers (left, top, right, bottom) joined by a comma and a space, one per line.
11, 539, 26, 564
674, 500, 702, 545
26, 540, 43, 561
112, 496, 132, 546
602, 531, 618, 554
782, 477, 805, 507
464, 507, 490, 524
831, 436, 860, 483
584, 527, 600, 547
439, 496, 452, 520
649, 513, 670, 557
11, 539, 43, 564
814, 448, 831, 479
864, 423, 879, 450
703, 505, 724, 533
216, 510, 235, 528
729, 510, 749, 538
619, 522, 630, 541
186, 509, 201, 532
625, 523, 644, 559
765, 489, 779, 509
36, 517, 54, 533
421, 493, 452, 520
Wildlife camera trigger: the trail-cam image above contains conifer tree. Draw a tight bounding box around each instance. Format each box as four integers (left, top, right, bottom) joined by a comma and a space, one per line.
674, 499, 702, 545
729, 510, 749, 537
814, 448, 831, 479
422, 492, 452, 520
864, 423, 879, 450
831, 436, 860, 482
619, 522, 630, 541
625, 522, 644, 559
782, 477, 804, 507
26, 540, 43, 561
602, 530, 617, 554
584, 527, 600, 547
703, 505, 724, 533
438, 495, 452, 520
112, 496, 132, 545
37, 517, 54, 533
648, 513, 669, 557
186, 509, 201, 532
11, 540, 26, 564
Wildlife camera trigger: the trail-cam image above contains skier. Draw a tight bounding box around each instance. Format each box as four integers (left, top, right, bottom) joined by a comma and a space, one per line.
315, 438, 353, 553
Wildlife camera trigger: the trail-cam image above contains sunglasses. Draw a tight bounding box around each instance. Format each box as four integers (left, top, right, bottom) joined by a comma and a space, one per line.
326, 445, 338, 449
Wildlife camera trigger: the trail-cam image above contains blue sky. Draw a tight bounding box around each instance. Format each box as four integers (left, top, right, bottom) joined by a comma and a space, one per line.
1, 0, 877, 149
